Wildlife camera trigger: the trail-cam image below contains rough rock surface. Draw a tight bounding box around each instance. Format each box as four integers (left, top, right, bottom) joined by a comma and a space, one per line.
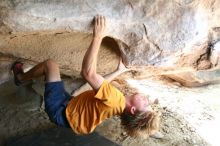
0, 33, 120, 78
0, 0, 220, 66
0, 0, 220, 86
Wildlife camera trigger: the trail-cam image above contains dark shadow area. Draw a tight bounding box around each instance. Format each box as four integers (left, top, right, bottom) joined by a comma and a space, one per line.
102, 37, 121, 57
6, 127, 120, 146
0, 80, 41, 109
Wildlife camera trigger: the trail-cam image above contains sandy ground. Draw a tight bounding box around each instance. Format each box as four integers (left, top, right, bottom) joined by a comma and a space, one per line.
0, 72, 219, 146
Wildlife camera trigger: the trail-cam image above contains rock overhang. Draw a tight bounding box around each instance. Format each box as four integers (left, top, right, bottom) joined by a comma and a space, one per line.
0, 0, 220, 86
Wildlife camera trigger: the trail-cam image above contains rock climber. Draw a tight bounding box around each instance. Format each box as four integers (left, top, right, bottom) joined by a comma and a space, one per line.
11, 15, 161, 138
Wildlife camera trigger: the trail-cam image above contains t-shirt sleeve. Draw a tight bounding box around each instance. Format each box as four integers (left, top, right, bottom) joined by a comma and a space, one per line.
95, 80, 124, 107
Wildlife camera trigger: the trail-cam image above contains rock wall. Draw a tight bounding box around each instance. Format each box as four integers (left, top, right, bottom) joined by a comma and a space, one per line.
0, 0, 220, 86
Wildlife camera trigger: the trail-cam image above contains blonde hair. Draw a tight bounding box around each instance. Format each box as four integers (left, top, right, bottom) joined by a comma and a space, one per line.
120, 110, 160, 137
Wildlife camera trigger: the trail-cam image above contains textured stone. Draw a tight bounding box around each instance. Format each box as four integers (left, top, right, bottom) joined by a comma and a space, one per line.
0, 0, 219, 66
0, 0, 220, 86
211, 41, 220, 67
7, 127, 119, 146
163, 68, 220, 87
0, 33, 120, 77
0, 55, 14, 84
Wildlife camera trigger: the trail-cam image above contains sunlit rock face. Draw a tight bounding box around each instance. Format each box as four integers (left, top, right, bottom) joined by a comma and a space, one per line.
0, 0, 220, 86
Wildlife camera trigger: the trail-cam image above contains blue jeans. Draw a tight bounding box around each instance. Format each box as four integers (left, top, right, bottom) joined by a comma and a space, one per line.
44, 81, 71, 127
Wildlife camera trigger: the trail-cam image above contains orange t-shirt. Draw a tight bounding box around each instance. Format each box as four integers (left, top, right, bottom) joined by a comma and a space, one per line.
65, 80, 125, 134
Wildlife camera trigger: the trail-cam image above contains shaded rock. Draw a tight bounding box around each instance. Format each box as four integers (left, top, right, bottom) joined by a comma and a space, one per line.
210, 41, 220, 67
163, 67, 220, 87
0, 55, 14, 84
7, 127, 120, 146
0, 80, 41, 110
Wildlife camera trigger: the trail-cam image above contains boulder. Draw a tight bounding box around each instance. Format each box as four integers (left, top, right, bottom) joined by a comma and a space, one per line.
0, 0, 220, 86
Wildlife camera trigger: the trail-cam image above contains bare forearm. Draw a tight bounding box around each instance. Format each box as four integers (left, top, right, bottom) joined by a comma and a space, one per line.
104, 69, 125, 82
82, 37, 102, 75
73, 69, 125, 96
72, 83, 91, 96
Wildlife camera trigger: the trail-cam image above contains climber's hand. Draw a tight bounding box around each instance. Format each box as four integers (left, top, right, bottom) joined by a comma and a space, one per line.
117, 58, 130, 72
93, 15, 106, 40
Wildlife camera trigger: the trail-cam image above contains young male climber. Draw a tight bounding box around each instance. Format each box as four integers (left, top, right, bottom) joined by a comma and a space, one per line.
11, 15, 161, 137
